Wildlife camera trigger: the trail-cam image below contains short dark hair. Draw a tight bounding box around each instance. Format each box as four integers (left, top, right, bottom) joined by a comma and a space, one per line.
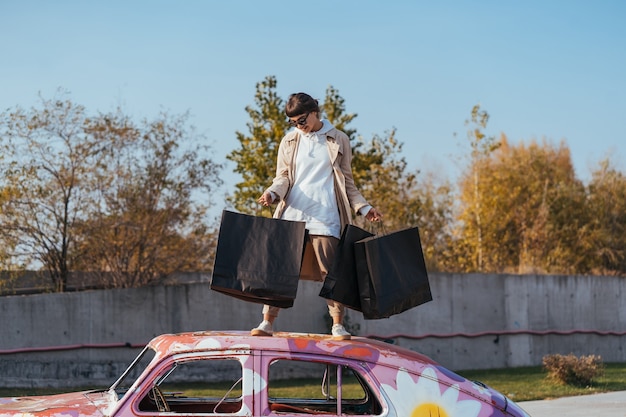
285, 93, 320, 117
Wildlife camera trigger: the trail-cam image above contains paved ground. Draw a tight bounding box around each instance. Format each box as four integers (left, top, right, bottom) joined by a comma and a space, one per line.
518, 390, 626, 417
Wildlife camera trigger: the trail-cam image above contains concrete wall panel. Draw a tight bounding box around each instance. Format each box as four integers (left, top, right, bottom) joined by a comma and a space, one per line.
1, 273, 625, 388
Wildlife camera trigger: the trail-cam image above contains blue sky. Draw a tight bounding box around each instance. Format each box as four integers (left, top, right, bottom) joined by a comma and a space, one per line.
1, 0, 624, 214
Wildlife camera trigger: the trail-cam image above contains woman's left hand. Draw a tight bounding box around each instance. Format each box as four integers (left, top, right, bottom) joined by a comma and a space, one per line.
365, 207, 383, 222
257, 191, 273, 207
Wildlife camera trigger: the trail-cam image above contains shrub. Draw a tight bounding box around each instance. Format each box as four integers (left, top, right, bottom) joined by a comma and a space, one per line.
542, 353, 604, 387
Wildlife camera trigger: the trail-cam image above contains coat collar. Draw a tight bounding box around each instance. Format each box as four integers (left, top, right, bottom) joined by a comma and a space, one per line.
287, 129, 342, 163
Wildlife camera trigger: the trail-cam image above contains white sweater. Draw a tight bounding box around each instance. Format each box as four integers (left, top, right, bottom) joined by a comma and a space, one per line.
281, 120, 342, 238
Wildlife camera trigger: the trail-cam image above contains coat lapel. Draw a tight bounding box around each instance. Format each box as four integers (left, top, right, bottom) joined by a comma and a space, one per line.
326, 135, 340, 165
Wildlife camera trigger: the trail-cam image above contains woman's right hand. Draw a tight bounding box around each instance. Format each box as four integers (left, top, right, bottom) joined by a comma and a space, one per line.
257, 191, 273, 207
365, 207, 383, 222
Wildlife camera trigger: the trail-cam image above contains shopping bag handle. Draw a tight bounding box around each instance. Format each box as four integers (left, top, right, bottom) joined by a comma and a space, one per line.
251, 204, 273, 218
365, 220, 386, 236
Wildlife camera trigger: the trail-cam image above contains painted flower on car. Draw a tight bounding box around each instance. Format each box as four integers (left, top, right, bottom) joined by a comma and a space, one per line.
381, 367, 491, 417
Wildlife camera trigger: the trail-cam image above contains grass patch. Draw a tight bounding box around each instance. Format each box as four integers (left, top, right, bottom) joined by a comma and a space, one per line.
458, 362, 626, 402
1, 363, 625, 402
268, 377, 366, 399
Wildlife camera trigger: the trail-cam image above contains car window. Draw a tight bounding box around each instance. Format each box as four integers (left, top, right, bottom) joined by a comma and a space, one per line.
138, 358, 244, 414
112, 346, 157, 399
267, 359, 382, 415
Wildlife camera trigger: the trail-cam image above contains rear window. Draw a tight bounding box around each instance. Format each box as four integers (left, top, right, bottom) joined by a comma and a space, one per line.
267, 359, 382, 415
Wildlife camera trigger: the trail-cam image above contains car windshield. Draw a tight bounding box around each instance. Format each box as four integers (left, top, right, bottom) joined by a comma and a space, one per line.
109, 346, 157, 399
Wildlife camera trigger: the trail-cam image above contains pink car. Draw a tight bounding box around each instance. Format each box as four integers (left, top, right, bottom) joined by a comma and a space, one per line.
0, 331, 530, 416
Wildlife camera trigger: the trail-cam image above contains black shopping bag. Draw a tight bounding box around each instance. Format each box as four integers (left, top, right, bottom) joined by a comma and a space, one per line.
355, 227, 432, 319
210, 210, 307, 308
319, 224, 374, 311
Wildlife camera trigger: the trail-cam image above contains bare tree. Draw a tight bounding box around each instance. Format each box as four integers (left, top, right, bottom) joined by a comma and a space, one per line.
0, 92, 222, 290
0, 92, 114, 291
72, 110, 223, 287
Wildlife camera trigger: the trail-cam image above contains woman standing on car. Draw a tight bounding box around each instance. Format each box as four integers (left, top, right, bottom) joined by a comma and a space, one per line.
252, 92, 382, 340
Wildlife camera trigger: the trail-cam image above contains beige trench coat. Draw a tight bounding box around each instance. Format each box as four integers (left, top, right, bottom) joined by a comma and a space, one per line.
265, 128, 370, 281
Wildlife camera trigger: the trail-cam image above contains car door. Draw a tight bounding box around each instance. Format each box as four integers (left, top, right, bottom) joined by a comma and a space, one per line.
255, 352, 388, 417
118, 350, 254, 417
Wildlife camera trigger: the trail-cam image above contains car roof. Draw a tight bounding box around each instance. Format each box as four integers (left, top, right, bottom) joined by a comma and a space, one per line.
147, 330, 439, 369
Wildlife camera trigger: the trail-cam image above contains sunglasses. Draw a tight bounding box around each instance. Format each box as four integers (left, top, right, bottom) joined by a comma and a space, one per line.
288, 112, 310, 127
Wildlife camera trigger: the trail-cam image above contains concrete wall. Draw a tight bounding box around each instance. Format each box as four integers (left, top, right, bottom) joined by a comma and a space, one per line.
1, 273, 625, 388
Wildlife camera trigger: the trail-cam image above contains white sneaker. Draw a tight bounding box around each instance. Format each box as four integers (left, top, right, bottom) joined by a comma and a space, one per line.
331, 324, 351, 340
251, 320, 273, 336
